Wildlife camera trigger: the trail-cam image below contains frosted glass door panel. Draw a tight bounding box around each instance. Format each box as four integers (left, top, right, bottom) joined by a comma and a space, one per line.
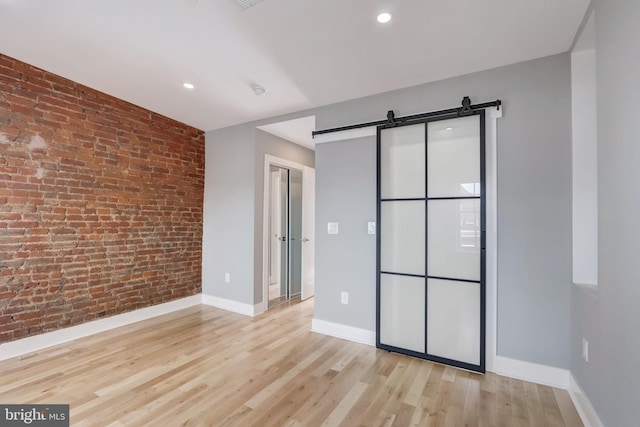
381, 201, 425, 275
380, 124, 425, 199
380, 274, 425, 353
427, 279, 480, 365
377, 112, 485, 372
427, 116, 480, 198
427, 199, 480, 281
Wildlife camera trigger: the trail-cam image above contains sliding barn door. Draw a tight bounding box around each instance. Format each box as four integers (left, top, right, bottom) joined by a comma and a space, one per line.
376, 112, 485, 373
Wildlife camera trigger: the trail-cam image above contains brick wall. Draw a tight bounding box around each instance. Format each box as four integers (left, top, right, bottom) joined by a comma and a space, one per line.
0, 54, 205, 343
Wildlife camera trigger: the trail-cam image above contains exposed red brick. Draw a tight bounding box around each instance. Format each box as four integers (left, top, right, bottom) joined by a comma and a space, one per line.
0, 53, 204, 343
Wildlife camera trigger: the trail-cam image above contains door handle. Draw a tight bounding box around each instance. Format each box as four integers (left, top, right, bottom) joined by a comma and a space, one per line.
301, 238, 310, 243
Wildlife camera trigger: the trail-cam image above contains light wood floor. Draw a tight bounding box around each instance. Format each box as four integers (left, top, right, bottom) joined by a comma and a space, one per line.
0, 299, 582, 427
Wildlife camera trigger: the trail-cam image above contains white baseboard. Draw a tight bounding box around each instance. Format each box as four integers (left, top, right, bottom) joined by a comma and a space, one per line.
308, 320, 572, 393
201, 294, 256, 317
311, 318, 376, 346
569, 373, 604, 427
492, 355, 570, 389
0, 294, 202, 361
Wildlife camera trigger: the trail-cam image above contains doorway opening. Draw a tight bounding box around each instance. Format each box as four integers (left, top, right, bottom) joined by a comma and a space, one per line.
263, 155, 315, 310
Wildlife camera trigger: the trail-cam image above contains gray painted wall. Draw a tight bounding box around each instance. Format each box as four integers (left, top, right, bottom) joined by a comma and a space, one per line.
571, 1, 640, 425
203, 53, 574, 369
314, 137, 377, 331
202, 126, 256, 304
313, 54, 573, 368
203, 127, 313, 305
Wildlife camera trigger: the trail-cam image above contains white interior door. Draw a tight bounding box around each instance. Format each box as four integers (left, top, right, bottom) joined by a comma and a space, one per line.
301, 166, 315, 300
269, 170, 281, 286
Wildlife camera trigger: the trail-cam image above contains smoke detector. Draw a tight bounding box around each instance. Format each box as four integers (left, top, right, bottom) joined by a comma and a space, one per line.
252, 85, 267, 96
230, 0, 265, 11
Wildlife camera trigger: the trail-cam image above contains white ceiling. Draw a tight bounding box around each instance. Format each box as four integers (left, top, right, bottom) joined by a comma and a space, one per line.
257, 116, 316, 151
573, 9, 595, 53
0, 0, 589, 134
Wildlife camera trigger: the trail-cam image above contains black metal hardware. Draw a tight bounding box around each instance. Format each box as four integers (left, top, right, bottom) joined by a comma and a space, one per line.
458, 96, 473, 116
386, 110, 397, 127
312, 97, 501, 137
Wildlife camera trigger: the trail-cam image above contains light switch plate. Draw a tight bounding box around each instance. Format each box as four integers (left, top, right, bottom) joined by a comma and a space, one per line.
368, 222, 376, 235
328, 222, 339, 235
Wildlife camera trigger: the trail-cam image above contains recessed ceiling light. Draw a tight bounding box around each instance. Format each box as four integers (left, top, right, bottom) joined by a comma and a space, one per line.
446, 127, 453, 131
183, 82, 195, 89
377, 12, 392, 24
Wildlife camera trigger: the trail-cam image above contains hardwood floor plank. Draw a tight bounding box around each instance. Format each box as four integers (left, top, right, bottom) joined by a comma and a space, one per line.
553, 387, 584, 427
391, 403, 417, 427
444, 370, 468, 426
432, 376, 453, 427
321, 380, 368, 427
496, 374, 512, 421
478, 373, 498, 426
338, 373, 386, 427
404, 359, 433, 407
523, 380, 548, 427
510, 378, 529, 419
462, 373, 481, 427
0, 300, 583, 426
408, 395, 434, 427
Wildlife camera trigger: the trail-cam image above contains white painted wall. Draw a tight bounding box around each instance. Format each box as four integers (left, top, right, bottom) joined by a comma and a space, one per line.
571, 11, 598, 287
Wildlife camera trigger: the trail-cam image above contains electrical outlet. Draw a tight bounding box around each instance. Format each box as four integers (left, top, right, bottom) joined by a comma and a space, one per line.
328, 222, 339, 235
582, 338, 589, 362
341, 291, 349, 305
225, 273, 231, 283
